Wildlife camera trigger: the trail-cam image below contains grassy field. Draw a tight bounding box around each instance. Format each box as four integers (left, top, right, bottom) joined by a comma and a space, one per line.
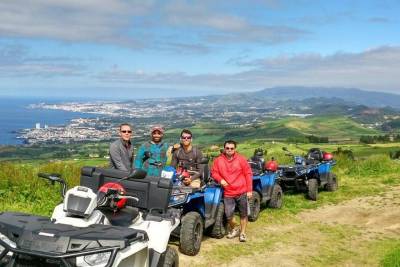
182, 142, 400, 266
0, 141, 399, 266
0, 142, 111, 162
213, 115, 381, 143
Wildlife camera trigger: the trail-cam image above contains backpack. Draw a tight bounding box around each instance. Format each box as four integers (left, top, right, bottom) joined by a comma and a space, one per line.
142, 141, 168, 167
174, 146, 200, 169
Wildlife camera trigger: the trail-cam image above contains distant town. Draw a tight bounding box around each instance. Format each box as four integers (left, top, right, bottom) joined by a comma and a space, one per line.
20, 97, 289, 144
18, 93, 400, 145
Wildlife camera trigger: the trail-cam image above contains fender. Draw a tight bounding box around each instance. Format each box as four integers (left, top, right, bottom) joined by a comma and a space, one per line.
131, 217, 180, 254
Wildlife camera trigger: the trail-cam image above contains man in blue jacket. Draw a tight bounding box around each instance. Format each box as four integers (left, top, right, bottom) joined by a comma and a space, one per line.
134, 125, 169, 176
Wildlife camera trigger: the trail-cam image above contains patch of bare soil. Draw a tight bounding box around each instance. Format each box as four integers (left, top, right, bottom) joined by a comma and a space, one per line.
299, 188, 400, 236
180, 186, 400, 267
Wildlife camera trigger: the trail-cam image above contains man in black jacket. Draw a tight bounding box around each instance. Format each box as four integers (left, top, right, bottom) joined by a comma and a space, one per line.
109, 123, 134, 171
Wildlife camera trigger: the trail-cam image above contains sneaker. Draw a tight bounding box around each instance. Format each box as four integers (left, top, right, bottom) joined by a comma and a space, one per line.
239, 233, 247, 242
226, 228, 240, 239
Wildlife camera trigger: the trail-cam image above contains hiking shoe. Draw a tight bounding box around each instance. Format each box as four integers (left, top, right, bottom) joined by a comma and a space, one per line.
226, 228, 240, 239
239, 233, 247, 242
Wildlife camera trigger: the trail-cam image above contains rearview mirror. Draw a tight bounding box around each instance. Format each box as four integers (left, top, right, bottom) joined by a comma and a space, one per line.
127, 169, 147, 180
199, 157, 209, 164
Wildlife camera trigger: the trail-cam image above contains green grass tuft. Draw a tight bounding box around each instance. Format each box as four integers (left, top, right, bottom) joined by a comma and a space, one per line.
381, 244, 400, 267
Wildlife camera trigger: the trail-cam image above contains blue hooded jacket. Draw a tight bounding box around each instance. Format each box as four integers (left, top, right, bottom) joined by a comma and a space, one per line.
134, 141, 169, 176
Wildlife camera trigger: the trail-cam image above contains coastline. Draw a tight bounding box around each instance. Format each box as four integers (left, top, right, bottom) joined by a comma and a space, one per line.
0, 97, 97, 145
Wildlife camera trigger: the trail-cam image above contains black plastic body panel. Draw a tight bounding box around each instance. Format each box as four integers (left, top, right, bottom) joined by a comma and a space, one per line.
0, 212, 147, 254
80, 167, 173, 214
0, 212, 148, 266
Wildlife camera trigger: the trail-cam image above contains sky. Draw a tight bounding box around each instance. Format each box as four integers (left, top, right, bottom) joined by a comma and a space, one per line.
0, 0, 399, 99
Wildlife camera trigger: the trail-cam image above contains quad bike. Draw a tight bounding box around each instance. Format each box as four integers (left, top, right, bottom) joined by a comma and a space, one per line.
278, 147, 338, 201
247, 149, 283, 222
161, 158, 225, 256
139, 151, 225, 256
0, 168, 179, 267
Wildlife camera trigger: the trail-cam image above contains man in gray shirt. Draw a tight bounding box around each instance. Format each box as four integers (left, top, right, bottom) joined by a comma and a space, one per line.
109, 123, 134, 172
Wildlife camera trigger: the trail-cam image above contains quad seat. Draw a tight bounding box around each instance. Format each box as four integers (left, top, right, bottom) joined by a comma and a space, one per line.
306, 148, 324, 164
248, 157, 265, 176
99, 206, 140, 227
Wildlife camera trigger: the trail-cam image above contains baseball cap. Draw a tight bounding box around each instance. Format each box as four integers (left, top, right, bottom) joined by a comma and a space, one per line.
151, 125, 164, 134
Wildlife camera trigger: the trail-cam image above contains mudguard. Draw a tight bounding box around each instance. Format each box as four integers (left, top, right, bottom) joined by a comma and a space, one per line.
131, 216, 179, 255
253, 172, 278, 202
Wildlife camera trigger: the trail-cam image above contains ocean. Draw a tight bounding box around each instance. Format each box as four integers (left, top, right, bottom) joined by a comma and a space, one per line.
0, 97, 94, 145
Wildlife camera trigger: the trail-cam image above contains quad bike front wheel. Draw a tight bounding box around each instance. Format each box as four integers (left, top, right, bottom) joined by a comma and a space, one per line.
208, 202, 226, 238
325, 173, 338, 192
268, 184, 283, 208
248, 191, 261, 222
159, 246, 179, 267
180, 211, 203, 256
308, 178, 318, 201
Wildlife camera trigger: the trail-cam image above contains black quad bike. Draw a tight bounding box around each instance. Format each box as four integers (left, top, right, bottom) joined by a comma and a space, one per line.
278, 147, 338, 201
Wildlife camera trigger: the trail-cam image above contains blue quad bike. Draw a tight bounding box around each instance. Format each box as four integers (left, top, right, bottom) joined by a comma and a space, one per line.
247, 149, 283, 222
278, 147, 338, 201
162, 158, 225, 256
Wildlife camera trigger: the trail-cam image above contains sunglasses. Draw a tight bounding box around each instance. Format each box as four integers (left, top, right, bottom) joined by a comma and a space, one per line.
121, 130, 132, 134
225, 147, 235, 150
181, 136, 192, 140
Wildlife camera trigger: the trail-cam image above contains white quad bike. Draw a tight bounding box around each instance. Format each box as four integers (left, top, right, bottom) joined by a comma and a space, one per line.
0, 168, 179, 267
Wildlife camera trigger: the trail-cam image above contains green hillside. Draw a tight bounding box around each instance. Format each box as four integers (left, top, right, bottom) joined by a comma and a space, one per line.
257, 116, 380, 139
180, 116, 382, 145
282, 116, 380, 137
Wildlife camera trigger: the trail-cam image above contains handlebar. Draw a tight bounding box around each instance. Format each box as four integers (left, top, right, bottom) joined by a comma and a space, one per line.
97, 190, 139, 209
102, 188, 139, 202
38, 172, 62, 182
119, 195, 139, 202
37, 172, 67, 198
149, 161, 163, 167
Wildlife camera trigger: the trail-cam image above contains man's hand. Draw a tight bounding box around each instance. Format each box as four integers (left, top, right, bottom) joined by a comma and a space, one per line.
220, 179, 228, 187
246, 191, 253, 198
183, 177, 192, 186
173, 143, 181, 150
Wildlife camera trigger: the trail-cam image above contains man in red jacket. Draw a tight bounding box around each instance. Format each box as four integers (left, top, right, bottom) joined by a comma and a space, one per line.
211, 140, 253, 242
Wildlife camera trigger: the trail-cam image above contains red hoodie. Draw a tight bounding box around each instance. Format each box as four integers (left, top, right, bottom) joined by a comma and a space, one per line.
211, 152, 253, 197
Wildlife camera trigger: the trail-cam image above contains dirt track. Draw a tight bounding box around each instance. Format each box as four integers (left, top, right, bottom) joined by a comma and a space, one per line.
179, 186, 400, 267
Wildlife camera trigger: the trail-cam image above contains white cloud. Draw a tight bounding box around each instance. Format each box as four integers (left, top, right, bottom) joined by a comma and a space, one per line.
0, 44, 86, 77
0, 0, 306, 52
96, 46, 400, 93
165, 1, 248, 31
0, 0, 153, 46
162, 0, 306, 45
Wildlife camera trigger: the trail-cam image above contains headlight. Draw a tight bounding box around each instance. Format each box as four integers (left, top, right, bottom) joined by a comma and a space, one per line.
0, 233, 17, 249
169, 193, 188, 206
0, 233, 16, 257
171, 188, 181, 195
76, 251, 111, 267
